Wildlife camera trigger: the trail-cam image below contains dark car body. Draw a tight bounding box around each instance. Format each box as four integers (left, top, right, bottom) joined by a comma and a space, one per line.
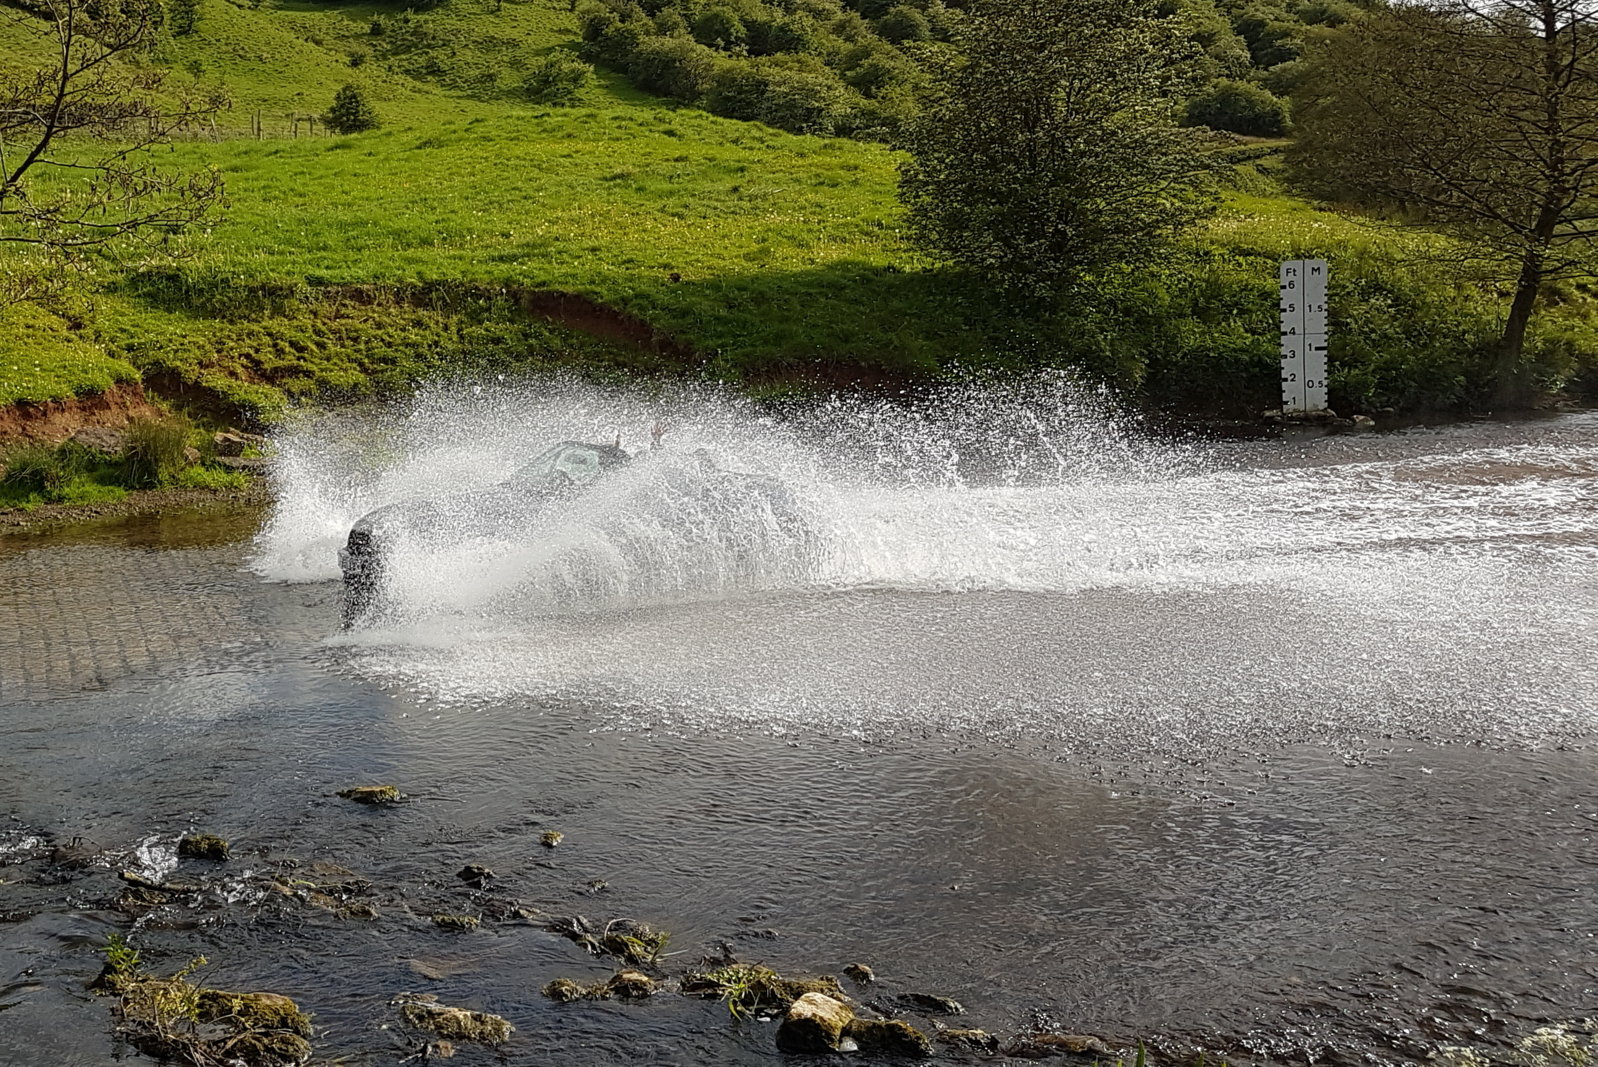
338, 440, 633, 626
337, 439, 814, 627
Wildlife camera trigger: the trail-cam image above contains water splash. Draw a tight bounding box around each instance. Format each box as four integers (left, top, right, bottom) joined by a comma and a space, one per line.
251, 378, 1598, 747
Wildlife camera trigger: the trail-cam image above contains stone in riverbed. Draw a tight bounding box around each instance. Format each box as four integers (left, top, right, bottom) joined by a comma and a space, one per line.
1004, 1033, 1114, 1059
540, 830, 564, 848
775, 992, 855, 1053
456, 864, 494, 888
178, 834, 230, 861
845, 1018, 933, 1057
843, 962, 875, 984
889, 991, 964, 1015
606, 970, 657, 999
393, 993, 513, 1045
431, 914, 480, 931
938, 1027, 1000, 1053
337, 785, 403, 805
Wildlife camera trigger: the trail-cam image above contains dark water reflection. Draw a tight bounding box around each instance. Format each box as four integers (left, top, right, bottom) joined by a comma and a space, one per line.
1, 502, 1595, 1066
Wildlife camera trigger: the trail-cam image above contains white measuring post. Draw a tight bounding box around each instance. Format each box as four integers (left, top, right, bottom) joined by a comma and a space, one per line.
1279, 259, 1329, 413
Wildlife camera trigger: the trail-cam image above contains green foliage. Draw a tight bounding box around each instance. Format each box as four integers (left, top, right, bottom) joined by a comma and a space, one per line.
325, 83, 380, 134
523, 52, 593, 104
876, 4, 931, 42
176, 465, 251, 490
900, 0, 1216, 295
1185, 78, 1289, 135
121, 417, 192, 489
168, 0, 200, 37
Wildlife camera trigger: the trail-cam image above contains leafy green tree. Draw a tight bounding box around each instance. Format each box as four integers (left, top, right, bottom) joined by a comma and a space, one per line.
876, 3, 931, 41
0, 0, 226, 304
1184, 77, 1287, 134
1290, 0, 1598, 405
324, 83, 380, 133
899, 0, 1215, 294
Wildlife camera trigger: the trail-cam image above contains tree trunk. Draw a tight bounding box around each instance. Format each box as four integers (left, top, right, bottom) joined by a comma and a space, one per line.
1496, 251, 1542, 411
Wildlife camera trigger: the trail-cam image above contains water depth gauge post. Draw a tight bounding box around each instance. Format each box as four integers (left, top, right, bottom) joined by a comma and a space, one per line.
1279, 259, 1329, 412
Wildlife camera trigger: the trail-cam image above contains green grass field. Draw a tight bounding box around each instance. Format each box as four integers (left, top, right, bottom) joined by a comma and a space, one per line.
2, 0, 1594, 419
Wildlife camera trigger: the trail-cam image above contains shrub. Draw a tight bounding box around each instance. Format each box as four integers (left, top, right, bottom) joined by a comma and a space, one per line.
1, 442, 72, 493
1184, 79, 1289, 136
324, 84, 380, 134
704, 58, 854, 134
693, 7, 748, 49
626, 37, 723, 99
877, 5, 931, 43
523, 53, 593, 104
121, 418, 192, 489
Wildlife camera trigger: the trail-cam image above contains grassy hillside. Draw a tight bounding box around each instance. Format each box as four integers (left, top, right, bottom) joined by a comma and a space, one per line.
2, 0, 1595, 422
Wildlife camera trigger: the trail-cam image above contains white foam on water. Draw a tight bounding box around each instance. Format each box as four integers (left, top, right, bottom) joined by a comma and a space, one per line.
250, 377, 1598, 747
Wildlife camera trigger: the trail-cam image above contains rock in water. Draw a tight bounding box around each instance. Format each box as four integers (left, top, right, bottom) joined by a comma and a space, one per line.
337, 785, 403, 806
456, 864, 494, 887
178, 834, 230, 861
938, 1028, 1001, 1053
775, 993, 855, 1053
393, 994, 513, 1045
843, 963, 875, 984
846, 1018, 933, 1056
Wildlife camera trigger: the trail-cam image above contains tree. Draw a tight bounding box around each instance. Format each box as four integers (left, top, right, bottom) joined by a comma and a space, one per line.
0, 0, 227, 303
1290, 0, 1598, 406
1184, 77, 1289, 135
898, 0, 1216, 295
324, 83, 380, 133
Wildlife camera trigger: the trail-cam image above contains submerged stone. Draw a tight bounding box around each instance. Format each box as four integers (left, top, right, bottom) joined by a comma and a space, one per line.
337, 785, 403, 805
606, 970, 657, 999
843, 962, 876, 984
1005, 1033, 1115, 1059
431, 913, 480, 931
776, 992, 855, 1053
892, 991, 964, 1015
456, 863, 494, 887
178, 833, 231, 861
541, 978, 594, 1003
938, 1027, 1001, 1053
846, 1018, 934, 1057
540, 830, 564, 848
394, 993, 513, 1045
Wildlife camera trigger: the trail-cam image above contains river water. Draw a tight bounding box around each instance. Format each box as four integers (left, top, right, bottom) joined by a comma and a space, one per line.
1, 381, 1595, 1066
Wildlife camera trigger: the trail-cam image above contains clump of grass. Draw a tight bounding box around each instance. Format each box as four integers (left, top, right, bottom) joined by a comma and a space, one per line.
679, 964, 842, 1019
176, 465, 251, 490
120, 417, 192, 489
598, 918, 669, 966
1, 441, 74, 493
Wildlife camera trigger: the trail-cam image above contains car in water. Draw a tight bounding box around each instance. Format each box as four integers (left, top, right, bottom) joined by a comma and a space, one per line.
337, 438, 812, 627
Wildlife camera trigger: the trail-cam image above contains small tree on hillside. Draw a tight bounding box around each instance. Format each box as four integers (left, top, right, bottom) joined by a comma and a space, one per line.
523, 53, 593, 104
0, 0, 226, 304
324, 84, 381, 133
1290, 0, 1598, 406
898, 0, 1216, 296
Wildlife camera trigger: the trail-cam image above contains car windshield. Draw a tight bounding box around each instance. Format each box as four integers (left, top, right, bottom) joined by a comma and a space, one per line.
514, 443, 614, 485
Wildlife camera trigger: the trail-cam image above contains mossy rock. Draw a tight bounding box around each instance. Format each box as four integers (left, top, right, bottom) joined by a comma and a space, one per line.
776, 992, 855, 1054
431, 913, 480, 931
606, 970, 657, 999
221, 1030, 314, 1065
395, 994, 513, 1045
178, 834, 230, 861
336, 785, 403, 805
846, 1018, 933, 1057
539, 830, 564, 848
541, 977, 596, 1003
938, 1027, 1000, 1053
195, 990, 314, 1036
